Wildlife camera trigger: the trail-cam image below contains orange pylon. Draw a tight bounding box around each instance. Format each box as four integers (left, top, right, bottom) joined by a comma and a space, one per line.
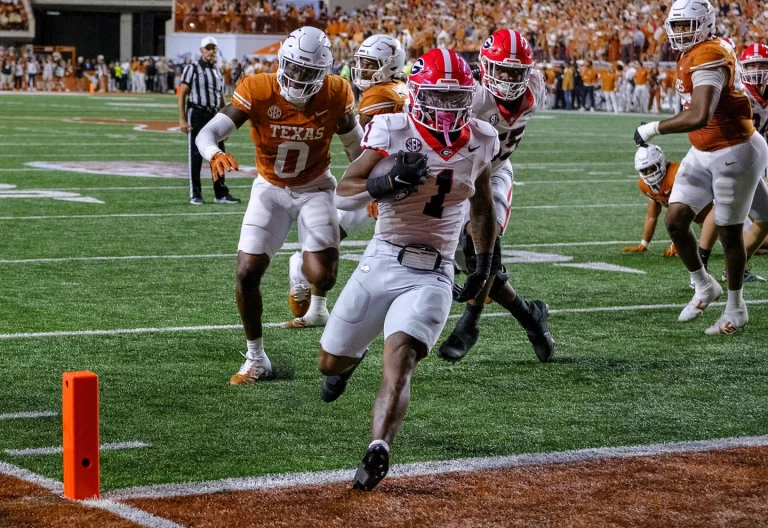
62, 371, 100, 500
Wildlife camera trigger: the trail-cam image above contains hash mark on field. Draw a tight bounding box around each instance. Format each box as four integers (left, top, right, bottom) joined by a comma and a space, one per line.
555, 262, 647, 274
2, 300, 767, 340
0, 411, 57, 420
6, 441, 150, 456
104, 434, 768, 499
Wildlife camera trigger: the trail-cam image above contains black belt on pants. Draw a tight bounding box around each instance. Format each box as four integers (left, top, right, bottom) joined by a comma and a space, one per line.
188, 103, 218, 115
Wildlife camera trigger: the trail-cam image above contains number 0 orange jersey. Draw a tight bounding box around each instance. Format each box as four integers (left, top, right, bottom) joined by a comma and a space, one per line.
231, 73, 354, 187
638, 162, 679, 207
675, 38, 755, 152
357, 80, 408, 117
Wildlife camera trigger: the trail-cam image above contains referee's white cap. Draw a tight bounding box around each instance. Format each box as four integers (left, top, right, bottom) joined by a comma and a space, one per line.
200, 36, 218, 48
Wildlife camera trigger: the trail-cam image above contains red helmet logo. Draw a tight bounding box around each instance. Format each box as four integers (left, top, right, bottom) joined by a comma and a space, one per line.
479, 29, 533, 100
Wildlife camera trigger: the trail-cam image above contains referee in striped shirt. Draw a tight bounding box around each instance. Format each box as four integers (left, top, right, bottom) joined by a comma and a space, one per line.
178, 36, 240, 205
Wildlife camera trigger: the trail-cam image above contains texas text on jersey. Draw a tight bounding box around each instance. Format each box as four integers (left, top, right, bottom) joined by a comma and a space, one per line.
231, 72, 354, 186
472, 69, 546, 170
675, 38, 755, 151
362, 113, 499, 257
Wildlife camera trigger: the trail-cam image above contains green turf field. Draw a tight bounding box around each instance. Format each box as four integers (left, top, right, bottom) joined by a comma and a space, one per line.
1, 94, 766, 490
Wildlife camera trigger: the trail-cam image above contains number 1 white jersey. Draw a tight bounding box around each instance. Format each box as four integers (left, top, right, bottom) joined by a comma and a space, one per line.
362, 113, 499, 257
472, 69, 546, 171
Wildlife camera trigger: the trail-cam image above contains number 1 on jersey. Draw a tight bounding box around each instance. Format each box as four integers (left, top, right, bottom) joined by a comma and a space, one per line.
423, 169, 453, 219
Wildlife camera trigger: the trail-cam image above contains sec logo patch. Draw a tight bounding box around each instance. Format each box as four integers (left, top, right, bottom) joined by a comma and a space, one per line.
267, 105, 282, 120
490, 114, 500, 125
405, 138, 422, 152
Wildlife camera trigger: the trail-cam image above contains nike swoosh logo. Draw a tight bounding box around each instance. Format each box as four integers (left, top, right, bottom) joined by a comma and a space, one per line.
725, 161, 736, 166
468, 145, 480, 152
393, 175, 411, 185
315, 110, 329, 116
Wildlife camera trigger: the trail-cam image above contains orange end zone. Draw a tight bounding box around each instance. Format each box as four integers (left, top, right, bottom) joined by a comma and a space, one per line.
62, 371, 100, 500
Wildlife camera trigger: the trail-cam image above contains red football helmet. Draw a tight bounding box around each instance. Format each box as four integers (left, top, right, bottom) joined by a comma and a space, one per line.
741, 43, 768, 87
407, 49, 475, 142
479, 29, 534, 100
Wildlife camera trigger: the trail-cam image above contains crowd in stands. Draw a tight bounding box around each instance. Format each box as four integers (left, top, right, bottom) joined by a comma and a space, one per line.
174, 0, 321, 34
0, 0, 29, 32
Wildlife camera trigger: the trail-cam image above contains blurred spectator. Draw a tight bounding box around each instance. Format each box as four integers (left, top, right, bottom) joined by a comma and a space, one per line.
0, 0, 29, 31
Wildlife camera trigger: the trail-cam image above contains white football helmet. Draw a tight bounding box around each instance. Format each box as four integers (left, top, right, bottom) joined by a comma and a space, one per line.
665, 0, 716, 52
277, 26, 333, 104
635, 144, 667, 189
351, 35, 406, 91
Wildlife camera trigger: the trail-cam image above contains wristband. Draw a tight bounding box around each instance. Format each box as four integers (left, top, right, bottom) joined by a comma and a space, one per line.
473, 252, 493, 276
365, 174, 393, 200
640, 239, 649, 248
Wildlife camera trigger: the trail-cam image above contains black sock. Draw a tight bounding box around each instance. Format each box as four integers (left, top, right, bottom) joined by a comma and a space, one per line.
460, 303, 484, 326
698, 247, 711, 270
505, 295, 535, 328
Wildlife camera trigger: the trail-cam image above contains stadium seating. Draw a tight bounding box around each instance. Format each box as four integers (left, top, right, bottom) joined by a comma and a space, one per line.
0, 0, 31, 33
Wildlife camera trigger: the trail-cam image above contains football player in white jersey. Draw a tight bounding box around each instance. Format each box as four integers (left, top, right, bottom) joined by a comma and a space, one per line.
439, 29, 555, 364
741, 44, 768, 141
318, 49, 499, 491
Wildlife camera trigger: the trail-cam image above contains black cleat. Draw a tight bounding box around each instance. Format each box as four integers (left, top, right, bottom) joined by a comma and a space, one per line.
437, 312, 479, 362
321, 350, 367, 403
525, 300, 555, 363
352, 444, 389, 491
214, 194, 241, 204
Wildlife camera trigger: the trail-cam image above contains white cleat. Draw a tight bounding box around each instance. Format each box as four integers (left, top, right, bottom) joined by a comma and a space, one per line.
230, 352, 273, 384
678, 277, 723, 322
704, 307, 748, 335
283, 310, 329, 329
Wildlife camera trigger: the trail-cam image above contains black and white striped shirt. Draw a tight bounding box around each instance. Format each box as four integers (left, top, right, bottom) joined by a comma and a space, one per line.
180, 60, 224, 110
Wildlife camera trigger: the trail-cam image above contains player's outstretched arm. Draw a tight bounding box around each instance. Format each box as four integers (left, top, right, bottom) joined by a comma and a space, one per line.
635, 83, 721, 145
624, 199, 663, 252
195, 104, 249, 180
455, 165, 497, 302
335, 149, 386, 210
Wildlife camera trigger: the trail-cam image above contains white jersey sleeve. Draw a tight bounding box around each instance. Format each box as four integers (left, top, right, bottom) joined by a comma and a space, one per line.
361, 114, 399, 154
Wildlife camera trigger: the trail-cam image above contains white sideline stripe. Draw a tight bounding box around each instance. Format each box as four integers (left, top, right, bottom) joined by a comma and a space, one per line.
81, 500, 186, 528
104, 434, 768, 500
0, 411, 58, 420
0, 203, 643, 221
0, 462, 183, 528
6, 441, 150, 456
3, 299, 768, 340
0, 461, 63, 493
0, 240, 668, 265
555, 262, 648, 274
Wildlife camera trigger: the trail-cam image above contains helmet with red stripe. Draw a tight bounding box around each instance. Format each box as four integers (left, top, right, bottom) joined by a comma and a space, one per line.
741, 43, 768, 88
407, 49, 475, 140
479, 29, 534, 100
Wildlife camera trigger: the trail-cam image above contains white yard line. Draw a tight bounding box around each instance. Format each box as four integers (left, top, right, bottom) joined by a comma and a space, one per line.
104, 434, 768, 500
0, 460, 184, 528
0, 411, 57, 420
2, 299, 766, 341
81, 499, 186, 528
0, 240, 666, 265
6, 441, 150, 456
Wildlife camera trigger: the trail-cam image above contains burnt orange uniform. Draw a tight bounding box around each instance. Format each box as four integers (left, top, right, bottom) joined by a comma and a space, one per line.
357, 80, 408, 117
638, 162, 679, 207
675, 38, 755, 151
231, 73, 354, 186
635, 67, 649, 85
600, 70, 617, 92
581, 66, 598, 86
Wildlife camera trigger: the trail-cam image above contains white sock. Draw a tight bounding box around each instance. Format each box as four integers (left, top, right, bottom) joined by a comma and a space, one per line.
690, 267, 710, 292
369, 439, 390, 453
306, 294, 327, 316
246, 338, 265, 359
727, 289, 744, 310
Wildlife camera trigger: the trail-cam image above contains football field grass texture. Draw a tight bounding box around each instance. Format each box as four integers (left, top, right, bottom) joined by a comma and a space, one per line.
1, 93, 766, 491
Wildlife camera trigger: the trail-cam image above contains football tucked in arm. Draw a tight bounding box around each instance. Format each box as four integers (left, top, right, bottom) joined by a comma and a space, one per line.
366, 151, 429, 203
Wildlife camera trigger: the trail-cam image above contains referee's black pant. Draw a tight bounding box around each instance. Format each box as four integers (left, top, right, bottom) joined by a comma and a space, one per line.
187, 106, 230, 200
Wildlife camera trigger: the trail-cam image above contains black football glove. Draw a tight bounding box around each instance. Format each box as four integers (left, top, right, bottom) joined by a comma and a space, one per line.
453, 252, 492, 303
470, 62, 482, 81
634, 121, 649, 147
366, 151, 428, 202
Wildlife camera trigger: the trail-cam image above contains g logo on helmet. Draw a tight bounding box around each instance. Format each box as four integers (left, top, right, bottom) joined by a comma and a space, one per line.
410, 58, 424, 75
483, 36, 494, 50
